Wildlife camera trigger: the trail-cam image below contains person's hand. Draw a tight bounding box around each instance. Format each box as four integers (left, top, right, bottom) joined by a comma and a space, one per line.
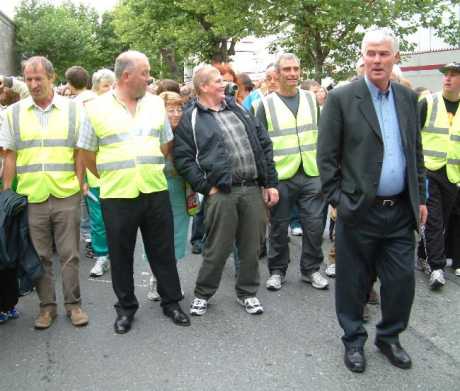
263, 187, 279, 208
82, 183, 89, 196
419, 204, 428, 225
208, 186, 219, 196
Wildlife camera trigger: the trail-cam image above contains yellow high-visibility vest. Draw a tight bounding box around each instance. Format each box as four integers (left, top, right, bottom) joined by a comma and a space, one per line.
6, 97, 80, 203
85, 92, 167, 198
262, 89, 319, 180
421, 92, 460, 184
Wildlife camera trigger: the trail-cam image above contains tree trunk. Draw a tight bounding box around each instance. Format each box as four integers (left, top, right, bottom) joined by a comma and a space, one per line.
160, 47, 183, 81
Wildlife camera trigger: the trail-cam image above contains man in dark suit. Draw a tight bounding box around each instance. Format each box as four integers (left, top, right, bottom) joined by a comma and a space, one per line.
317, 28, 427, 373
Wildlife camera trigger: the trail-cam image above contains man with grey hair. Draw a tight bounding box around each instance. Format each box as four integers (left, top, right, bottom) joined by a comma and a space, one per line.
318, 28, 427, 372
256, 52, 329, 292
78, 50, 190, 333
0, 56, 89, 329
174, 64, 279, 316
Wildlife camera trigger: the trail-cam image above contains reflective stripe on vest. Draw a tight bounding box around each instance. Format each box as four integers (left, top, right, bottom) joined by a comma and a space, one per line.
85, 92, 167, 198
421, 92, 460, 183
13, 101, 76, 150
264, 90, 319, 179
9, 99, 80, 203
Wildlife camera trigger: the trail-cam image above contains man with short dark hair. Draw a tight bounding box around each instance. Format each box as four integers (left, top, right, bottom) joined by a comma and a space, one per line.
417, 62, 460, 288
256, 53, 329, 292
0, 56, 89, 330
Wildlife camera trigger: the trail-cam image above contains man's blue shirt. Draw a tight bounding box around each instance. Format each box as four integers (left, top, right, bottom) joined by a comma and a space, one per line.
365, 76, 406, 196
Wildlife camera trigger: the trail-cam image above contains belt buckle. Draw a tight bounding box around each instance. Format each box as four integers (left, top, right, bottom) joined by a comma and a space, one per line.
382, 199, 395, 207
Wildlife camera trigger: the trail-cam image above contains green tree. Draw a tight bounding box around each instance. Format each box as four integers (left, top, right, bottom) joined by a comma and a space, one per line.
14, 0, 125, 80
113, 0, 268, 80
264, 0, 460, 82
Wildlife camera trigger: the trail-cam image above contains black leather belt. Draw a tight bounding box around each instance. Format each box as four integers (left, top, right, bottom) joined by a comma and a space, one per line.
374, 194, 403, 207
232, 179, 257, 187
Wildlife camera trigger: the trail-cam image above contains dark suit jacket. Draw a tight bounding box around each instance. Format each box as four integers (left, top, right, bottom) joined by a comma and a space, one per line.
317, 78, 426, 228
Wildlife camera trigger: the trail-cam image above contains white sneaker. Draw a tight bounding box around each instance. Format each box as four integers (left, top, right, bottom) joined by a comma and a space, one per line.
147, 276, 160, 301
429, 269, 445, 290
455, 268, 460, 277
89, 256, 109, 277
237, 297, 264, 315
190, 298, 208, 316
291, 227, 303, 236
301, 271, 329, 289
265, 272, 285, 291
325, 263, 336, 277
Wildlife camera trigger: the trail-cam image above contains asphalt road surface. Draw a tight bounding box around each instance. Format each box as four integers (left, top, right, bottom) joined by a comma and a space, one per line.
1, 232, 459, 391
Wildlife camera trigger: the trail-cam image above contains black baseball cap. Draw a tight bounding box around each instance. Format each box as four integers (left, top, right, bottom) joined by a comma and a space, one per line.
439, 62, 460, 74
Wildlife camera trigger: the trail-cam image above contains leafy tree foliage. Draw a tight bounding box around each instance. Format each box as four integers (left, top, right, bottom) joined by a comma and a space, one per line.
264, 0, 460, 81
112, 0, 268, 80
14, 0, 123, 80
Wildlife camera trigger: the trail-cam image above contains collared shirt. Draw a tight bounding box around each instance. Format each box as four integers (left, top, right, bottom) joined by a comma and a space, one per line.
77, 91, 173, 152
0, 93, 82, 151
208, 101, 258, 182
365, 76, 406, 196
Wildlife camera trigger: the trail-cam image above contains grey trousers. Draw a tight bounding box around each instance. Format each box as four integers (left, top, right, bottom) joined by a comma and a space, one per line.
194, 186, 266, 300
268, 170, 326, 276
28, 193, 81, 311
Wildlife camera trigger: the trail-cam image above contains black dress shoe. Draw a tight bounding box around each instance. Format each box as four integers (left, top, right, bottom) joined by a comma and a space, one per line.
375, 340, 412, 369
163, 305, 191, 326
344, 347, 366, 373
114, 315, 133, 334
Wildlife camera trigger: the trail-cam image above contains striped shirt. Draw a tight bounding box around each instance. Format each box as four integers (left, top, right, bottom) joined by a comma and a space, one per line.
0, 93, 81, 151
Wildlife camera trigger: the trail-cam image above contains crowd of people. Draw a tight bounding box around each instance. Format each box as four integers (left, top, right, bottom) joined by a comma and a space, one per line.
0, 27, 459, 374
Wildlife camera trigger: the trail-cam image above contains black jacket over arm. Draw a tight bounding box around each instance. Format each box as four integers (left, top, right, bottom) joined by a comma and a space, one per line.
317, 78, 426, 228
173, 96, 278, 194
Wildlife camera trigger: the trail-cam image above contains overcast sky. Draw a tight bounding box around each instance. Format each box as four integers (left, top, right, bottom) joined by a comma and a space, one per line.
1, 0, 119, 19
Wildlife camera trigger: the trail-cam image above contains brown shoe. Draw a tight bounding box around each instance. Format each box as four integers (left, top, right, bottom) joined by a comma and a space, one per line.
67, 307, 89, 327
34, 309, 57, 330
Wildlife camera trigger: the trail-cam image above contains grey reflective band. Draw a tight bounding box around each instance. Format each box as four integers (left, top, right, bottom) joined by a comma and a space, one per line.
427, 94, 439, 130
269, 123, 316, 137
99, 128, 159, 145
96, 161, 136, 171
273, 144, 316, 156
423, 150, 447, 158
12, 103, 20, 136
447, 159, 460, 165
99, 133, 130, 145
16, 163, 75, 174
423, 127, 449, 134
302, 91, 317, 128
136, 156, 165, 164
14, 100, 77, 150
266, 95, 282, 132
450, 135, 460, 142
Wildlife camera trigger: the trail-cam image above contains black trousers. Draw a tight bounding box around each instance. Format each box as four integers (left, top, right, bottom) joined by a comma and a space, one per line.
101, 191, 182, 317
335, 198, 415, 348
0, 268, 19, 312
418, 167, 459, 270
446, 192, 460, 269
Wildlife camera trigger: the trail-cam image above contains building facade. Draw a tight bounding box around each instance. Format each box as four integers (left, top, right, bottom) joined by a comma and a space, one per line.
0, 11, 16, 76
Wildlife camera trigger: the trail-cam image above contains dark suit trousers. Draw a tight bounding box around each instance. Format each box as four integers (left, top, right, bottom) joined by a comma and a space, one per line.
417, 167, 458, 270
335, 198, 415, 348
101, 191, 182, 317
0, 268, 19, 312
